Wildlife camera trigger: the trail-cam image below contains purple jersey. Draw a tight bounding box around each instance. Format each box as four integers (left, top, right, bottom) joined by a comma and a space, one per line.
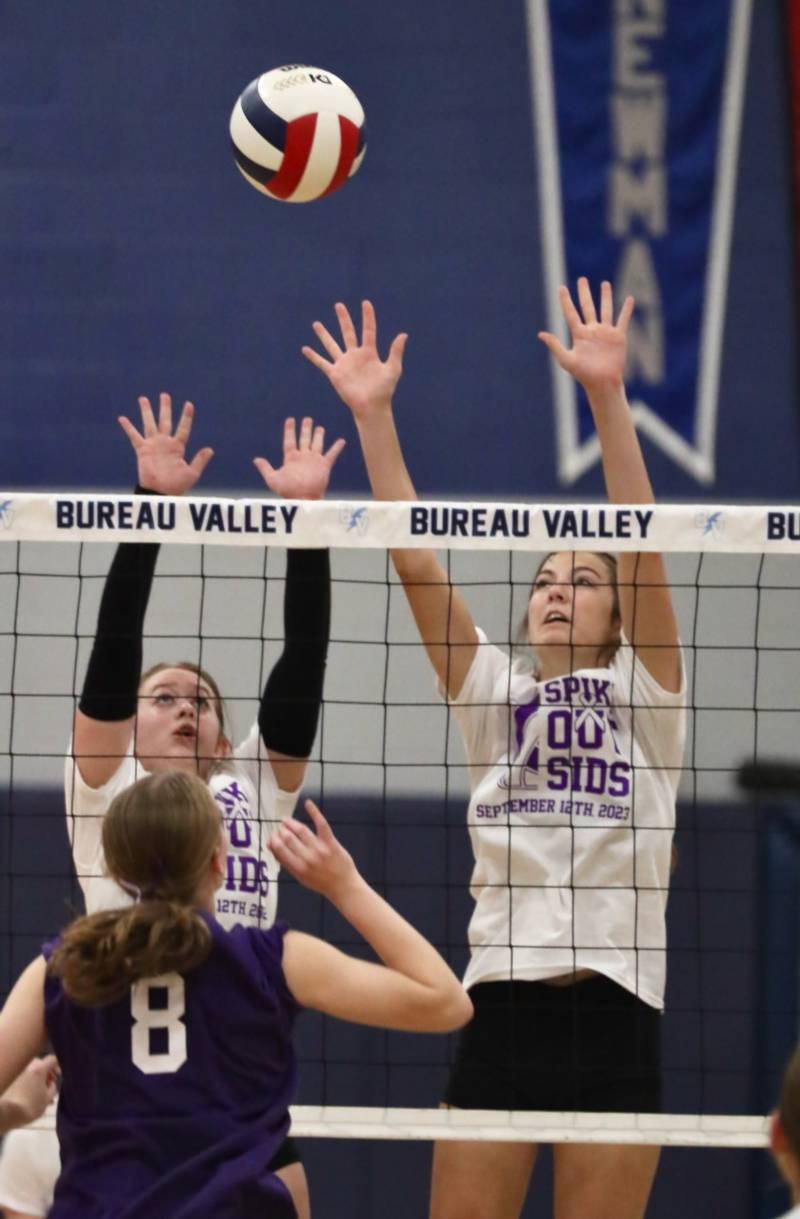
43, 916, 300, 1219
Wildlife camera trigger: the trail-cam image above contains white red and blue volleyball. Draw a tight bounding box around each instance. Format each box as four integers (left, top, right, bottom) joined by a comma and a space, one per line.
229, 65, 366, 203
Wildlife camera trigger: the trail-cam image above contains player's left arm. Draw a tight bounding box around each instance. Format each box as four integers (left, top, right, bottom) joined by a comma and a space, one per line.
253, 417, 345, 791
539, 279, 681, 692
0, 959, 53, 1132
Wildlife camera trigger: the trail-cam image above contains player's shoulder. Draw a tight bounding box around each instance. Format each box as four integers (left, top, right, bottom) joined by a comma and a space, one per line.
460, 627, 533, 700
203, 918, 300, 1016
66, 750, 139, 807
206, 916, 289, 973
609, 636, 686, 707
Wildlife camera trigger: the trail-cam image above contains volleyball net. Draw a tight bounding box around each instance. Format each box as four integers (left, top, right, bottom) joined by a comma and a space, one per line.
4, 491, 800, 1149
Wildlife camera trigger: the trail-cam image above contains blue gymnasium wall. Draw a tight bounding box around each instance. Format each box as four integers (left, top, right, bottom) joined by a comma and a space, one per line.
0, 0, 797, 497
1, 3, 799, 1219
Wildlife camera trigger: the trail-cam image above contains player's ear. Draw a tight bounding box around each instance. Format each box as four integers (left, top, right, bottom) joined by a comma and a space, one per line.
211, 833, 227, 887
215, 733, 232, 759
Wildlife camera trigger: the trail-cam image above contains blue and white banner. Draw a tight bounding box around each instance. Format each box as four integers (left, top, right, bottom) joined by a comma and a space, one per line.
3, 492, 800, 554
526, 0, 753, 484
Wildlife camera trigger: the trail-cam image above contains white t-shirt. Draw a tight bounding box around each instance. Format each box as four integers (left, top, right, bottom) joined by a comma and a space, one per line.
64, 722, 299, 930
0, 1110, 59, 1217
446, 629, 686, 1008
777, 1207, 800, 1219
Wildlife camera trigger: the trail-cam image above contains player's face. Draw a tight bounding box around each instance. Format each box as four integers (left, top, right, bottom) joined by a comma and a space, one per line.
528, 552, 618, 665
134, 668, 229, 780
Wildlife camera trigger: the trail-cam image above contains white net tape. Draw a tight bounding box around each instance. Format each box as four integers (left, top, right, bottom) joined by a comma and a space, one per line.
0, 492, 797, 552
27, 1105, 769, 1147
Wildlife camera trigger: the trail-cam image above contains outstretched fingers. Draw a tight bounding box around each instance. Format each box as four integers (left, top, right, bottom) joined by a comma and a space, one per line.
617, 293, 635, 333
134, 393, 193, 441
600, 280, 614, 326
157, 391, 173, 435
576, 277, 597, 324
138, 395, 158, 436
559, 279, 634, 334
335, 301, 358, 350
295, 416, 324, 453
310, 320, 343, 362
187, 446, 214, 481
361, 299, 378, 350
600, 281, 636, 331
297, 416, 313, 452
388, 331, 408, 374
537, 330, 571, 368
252, 456, 277, 490
118, 414, 143, 449
557, 284, 583, 334
174, 400, 196, 446
324, 436, 346, 467
293, 415, 346, 463
302, 344, 333, 374
283, 416, 298, 455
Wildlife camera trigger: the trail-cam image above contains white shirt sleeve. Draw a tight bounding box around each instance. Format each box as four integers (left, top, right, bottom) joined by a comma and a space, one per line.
64, 745, 138, 913
0, 1121, 59, 1217
610, 635, 686, 777
441, 627, 536, 777
230, 722, 300, 826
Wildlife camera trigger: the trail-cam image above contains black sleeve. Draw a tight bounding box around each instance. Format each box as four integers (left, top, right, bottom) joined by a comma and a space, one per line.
78, 488, 160, 722
258, 549, 331, 758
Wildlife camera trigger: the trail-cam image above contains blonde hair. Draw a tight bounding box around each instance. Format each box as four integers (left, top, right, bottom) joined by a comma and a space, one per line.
48, 771, 222, 1006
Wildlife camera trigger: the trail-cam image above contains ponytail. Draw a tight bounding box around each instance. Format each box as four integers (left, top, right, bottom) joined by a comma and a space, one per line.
48, 770, 223, 1007
49, 900, 211, 1007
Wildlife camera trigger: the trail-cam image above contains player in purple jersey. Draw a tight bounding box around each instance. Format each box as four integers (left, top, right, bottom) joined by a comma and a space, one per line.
0, 770, 471, 1219
66, 395, 345, 1216
305, 283, 684, 1219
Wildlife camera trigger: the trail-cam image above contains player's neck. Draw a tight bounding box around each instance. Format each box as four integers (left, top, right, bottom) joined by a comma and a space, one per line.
536, 644, 607, 682
194, 875, 220, 915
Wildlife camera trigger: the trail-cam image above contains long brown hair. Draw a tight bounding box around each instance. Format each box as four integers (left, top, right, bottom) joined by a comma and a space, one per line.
48, 771, 222, 1007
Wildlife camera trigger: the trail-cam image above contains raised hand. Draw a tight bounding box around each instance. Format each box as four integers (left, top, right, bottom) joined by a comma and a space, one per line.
118, 393, 214, 495
302, 300, 407, 421
269, 800, 360, 903
253, 416, 345, 500
538, 278, 633, 395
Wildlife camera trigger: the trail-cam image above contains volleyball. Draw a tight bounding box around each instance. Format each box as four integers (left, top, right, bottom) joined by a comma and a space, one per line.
229, 65, 366, 203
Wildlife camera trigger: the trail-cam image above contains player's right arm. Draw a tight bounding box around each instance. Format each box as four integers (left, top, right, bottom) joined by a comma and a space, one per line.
72, 395, 213, 788
271, 802, 472, 1033
304, 301, 478, 699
